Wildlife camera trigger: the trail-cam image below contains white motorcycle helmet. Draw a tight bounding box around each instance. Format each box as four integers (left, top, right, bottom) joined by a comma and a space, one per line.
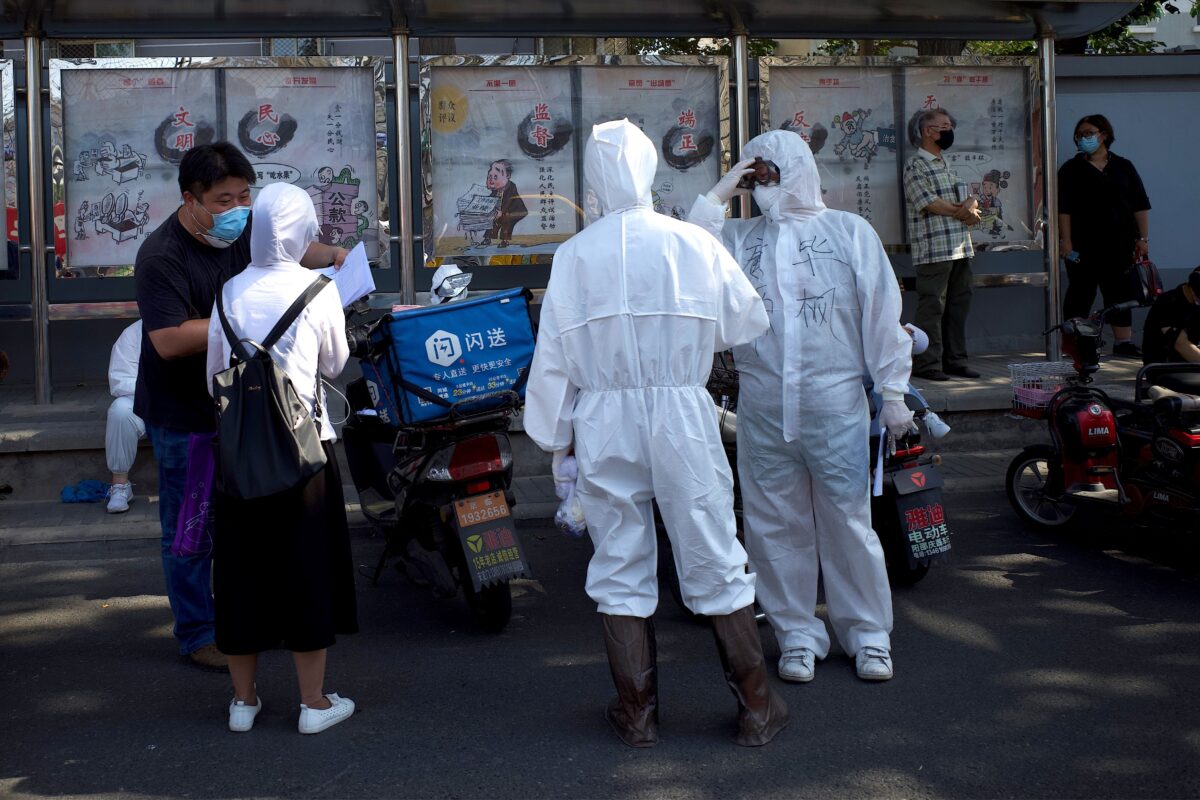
430, 263, 473, 305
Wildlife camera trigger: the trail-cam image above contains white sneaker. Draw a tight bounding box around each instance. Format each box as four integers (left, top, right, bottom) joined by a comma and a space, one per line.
106, 482, 133, 514
856, 646, 894, 681
298, 693, 355, 734
778, 648, 816, 683
228, 696, 262, 732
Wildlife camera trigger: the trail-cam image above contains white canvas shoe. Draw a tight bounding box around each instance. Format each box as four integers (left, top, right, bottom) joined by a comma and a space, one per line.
228, 696, 262, 732
856, 646, 894, 681
778, 648, 816, 683
298, 693, 355, 734
106, 482, 133, 514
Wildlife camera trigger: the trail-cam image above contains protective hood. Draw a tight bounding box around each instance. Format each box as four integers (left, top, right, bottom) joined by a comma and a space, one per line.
248, 182, 319, 269
583, 119, 655, 214
742, 130, 827, 222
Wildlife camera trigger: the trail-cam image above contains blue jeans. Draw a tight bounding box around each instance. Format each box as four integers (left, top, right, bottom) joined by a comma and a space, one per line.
148, 424, 215, 655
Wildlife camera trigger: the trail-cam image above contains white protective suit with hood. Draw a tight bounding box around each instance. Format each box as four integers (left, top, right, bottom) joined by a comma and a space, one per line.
688, 129, 912, 658
525, 119, 770, 618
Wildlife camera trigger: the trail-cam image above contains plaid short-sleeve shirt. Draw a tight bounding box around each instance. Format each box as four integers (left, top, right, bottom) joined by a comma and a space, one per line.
903, 149, 974, 266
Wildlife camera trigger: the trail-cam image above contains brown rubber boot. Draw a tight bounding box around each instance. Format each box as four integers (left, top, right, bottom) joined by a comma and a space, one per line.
710, 605, 790, 746
600, 614, 659, 748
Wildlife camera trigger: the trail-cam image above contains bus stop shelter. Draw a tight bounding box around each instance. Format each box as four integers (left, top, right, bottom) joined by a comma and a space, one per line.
0, 0, 1137, 402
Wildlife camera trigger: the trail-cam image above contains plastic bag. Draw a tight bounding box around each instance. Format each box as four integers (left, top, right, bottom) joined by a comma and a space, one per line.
61, 479, 110, 503
553, 455, 588, 538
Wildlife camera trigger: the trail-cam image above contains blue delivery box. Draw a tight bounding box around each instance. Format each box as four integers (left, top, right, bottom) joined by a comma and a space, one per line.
360, 288, 536, 426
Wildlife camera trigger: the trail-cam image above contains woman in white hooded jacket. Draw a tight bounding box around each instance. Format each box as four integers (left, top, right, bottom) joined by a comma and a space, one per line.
205, 182, 357, 735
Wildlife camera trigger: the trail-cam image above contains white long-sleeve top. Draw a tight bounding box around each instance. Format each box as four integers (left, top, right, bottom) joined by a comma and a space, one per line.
205, 183, 349, 441
108, 320, 142, 399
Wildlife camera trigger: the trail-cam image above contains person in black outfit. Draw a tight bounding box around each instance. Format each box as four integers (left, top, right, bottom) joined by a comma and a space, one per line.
1143, 267, 1200, 366
1058, 114, 1151, 358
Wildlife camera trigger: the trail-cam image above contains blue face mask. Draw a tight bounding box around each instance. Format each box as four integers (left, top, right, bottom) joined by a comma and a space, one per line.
1076, 135, 1101, 155
189, 203, 250, 248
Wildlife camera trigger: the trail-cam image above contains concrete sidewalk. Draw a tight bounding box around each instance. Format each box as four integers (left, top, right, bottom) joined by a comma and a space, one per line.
0, 451, 1010, 551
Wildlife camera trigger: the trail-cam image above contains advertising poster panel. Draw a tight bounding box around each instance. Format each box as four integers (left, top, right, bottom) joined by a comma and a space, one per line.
903, 65, 1034, 247
225, 67, 380, 258
427, 66, 578, 259
62, 68, 218, 274
765, 63, 902, 244
579, 65, 722, 224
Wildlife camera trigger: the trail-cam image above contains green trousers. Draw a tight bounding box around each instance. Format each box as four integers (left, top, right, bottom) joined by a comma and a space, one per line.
913, 257, 973, 373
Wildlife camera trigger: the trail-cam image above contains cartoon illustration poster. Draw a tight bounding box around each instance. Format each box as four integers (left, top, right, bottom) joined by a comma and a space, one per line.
903, 67, 1033, 246
224, 68, 380, 259
63, 68, 219, 270
766, 65, 903, 245
579, 66, 721, 223
428, 66, 578, 258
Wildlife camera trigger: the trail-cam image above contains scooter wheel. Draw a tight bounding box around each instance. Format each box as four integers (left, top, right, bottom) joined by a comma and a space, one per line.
1006, 444, 1077, 529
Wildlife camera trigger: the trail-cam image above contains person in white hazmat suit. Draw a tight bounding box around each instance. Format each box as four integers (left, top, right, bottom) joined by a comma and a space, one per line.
687, 129, 914, 683
524, 119, 789, 748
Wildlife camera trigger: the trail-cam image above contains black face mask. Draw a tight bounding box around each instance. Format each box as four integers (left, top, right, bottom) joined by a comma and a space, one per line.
935, 129, 954, 151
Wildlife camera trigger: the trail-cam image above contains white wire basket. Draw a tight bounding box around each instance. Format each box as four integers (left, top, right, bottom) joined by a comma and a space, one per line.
1009, 361, 1075, 417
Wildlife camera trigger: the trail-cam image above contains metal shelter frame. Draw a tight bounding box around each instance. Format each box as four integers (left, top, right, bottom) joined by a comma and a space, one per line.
0, 0, 1137, 402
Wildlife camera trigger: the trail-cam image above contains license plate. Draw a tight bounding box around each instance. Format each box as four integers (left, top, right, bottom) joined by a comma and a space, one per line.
454, 491, 510, 529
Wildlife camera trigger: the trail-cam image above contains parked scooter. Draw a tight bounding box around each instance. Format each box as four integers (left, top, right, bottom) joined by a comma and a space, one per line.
1006, 301, 1200, 531
658, 354, 951, 617
339, 270, 531, 632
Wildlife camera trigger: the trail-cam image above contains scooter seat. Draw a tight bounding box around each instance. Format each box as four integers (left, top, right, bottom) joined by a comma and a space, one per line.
1147, 385, 1200, 402
1150, 372, 1200, 397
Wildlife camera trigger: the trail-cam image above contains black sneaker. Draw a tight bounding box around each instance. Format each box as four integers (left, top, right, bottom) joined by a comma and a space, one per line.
914, 368, 950, 382
945, 365, 981, 378
1112, 342, 1142, 358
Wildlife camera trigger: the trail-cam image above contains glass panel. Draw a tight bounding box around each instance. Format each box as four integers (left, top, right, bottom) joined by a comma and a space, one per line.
579, 65, 722, 225
764, 63, 903, 244
0, 60, 17, 284
762, 56, 1039, 252
50, 57, 389, 282
224, 66, 381, 259
421, 55, 728, 282
902, 64, 1036, 248
60, 66, 219, 277
428, 64, 577, 259
94, 42, 135, 58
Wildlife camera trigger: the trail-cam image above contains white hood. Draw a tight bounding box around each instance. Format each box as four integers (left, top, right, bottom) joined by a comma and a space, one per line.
249, 182, 319, 269
742, 129, 827, 222
583, 119, 655, 214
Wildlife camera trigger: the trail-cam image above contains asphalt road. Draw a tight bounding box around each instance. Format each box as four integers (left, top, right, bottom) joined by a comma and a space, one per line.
3, 488, 1200, 799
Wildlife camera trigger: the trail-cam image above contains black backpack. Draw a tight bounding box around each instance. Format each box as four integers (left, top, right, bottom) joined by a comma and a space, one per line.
213, 275, 331, 500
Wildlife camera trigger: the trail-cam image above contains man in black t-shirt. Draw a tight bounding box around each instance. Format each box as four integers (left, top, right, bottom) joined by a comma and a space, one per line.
1143, 267, 1200, 366
135, 142, 346, 670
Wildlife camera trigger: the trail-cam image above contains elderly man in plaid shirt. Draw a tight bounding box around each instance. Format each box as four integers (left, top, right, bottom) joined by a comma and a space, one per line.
902, 107, 982, 381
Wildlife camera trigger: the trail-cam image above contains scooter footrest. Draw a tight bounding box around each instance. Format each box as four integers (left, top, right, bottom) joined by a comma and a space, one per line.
1070, 487, 1120, 502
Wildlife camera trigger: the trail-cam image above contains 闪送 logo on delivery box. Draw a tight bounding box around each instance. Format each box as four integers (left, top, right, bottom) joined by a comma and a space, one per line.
425, 329, 462, 367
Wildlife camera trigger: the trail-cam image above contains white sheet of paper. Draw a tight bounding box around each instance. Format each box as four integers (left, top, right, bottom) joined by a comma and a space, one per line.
873, 432, 886, 497
316, 242, 375, 307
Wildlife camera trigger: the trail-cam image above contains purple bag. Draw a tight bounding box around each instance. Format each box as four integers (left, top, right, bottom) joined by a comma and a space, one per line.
171, 432, 216, 558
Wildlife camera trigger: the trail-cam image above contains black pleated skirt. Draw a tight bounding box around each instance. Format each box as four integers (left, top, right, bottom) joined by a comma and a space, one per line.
213, 440, 359, 655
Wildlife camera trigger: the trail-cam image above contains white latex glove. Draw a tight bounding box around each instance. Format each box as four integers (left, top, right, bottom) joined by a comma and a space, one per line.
705, 157, 758, 206
880, 399, 915, 447
903, 323, 929, 355
551, 448, 572, 484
